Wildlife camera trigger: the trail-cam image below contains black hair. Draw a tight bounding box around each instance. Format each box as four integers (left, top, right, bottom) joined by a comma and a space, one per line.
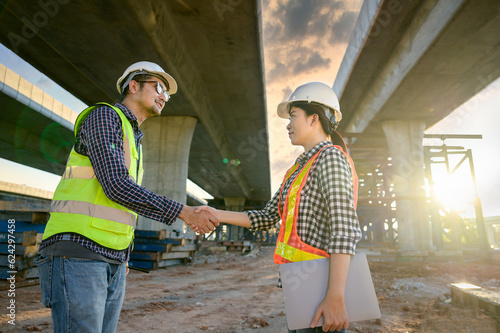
120, 73, 152, 100
288, 101, 348, 153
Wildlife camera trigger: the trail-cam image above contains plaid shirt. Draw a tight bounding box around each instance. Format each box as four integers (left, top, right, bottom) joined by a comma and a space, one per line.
247, 141, 361, 255
39, 103, 183, 262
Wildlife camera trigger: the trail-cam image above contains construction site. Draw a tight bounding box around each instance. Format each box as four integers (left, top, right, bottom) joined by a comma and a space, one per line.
1, 0, 500, 332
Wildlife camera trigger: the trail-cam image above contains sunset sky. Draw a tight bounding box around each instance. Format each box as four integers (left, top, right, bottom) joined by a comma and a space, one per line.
260, 0, 500, 218
1, 0, 499, 217
262, 0, 364, 189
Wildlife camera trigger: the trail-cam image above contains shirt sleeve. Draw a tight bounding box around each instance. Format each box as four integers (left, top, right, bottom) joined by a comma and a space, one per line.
76, 106, 183, 225
317, 148, 361, 254
246, 186, 282, 231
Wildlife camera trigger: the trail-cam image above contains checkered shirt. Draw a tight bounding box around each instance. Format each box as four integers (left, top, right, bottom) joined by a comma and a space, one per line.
39, 103, 183, 262
246, 141, 361, 255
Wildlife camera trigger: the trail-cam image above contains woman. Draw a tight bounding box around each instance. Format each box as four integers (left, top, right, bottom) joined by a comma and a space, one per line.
196, 82, 361, 333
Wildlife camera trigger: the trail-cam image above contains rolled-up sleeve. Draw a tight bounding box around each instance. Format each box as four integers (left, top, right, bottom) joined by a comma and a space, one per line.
246, 187, 282, 231
78, 107, 183, 225
318, 148, 361, 254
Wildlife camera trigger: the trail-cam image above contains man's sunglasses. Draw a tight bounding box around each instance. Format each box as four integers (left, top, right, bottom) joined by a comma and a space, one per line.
135, 80, 170, 101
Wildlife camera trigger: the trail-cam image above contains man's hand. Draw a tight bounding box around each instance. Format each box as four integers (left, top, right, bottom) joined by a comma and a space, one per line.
179, 205, 219, 234
195, 206, 221, 220
190, 206, 221, 233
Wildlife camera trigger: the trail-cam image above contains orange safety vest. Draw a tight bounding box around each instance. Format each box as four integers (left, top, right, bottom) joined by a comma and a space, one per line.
274, 145, 358, 264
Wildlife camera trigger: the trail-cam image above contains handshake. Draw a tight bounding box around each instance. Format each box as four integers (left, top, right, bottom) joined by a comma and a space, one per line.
179, 205, 220, 234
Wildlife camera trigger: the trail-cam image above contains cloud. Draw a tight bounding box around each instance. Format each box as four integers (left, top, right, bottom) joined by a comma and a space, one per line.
263, 0, 359, 83
264, 0, 345, 43
281, 86, 293, 101
262, 0, 365, 190
330, 10, 358, 44
280, 1, 321, 39
266, 61, 287, 83
293, 51, 331, 74
266, 50, 331, 83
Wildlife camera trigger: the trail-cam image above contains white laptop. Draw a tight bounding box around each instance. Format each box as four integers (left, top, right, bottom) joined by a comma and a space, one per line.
279, 252, 381, 330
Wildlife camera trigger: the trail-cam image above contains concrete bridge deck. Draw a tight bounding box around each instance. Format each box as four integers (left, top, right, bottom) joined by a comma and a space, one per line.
0, 0, 270, 210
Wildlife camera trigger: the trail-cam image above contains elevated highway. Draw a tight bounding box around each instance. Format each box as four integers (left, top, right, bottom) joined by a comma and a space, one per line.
334, 0, 500, 252
0, 0, 270, 233
2, 0, 499, 247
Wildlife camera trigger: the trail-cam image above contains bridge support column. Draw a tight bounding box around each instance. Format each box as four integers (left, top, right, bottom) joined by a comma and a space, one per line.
224, 197, 246, 240
137, 116, 198, 239
381, 120, 432, 253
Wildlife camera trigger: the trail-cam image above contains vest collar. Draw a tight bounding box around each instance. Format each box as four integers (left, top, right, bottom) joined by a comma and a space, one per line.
114, 103, 137, 123
295, 140, 333, 165
114, 103, 144, 140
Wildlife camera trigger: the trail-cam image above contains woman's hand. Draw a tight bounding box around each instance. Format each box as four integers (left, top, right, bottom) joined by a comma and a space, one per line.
310, 293, 348, 332
186, 206, 221, 233
191, 207, 252, 230
194, 206, 221, 220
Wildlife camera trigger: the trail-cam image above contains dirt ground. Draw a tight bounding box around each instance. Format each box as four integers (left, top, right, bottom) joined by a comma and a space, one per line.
1, 246, 500, 333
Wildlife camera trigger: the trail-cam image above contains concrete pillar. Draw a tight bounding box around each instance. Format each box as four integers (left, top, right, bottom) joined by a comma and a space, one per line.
381, 120, 432, 253
137, 116, 198, 239
224, 197, 246, 240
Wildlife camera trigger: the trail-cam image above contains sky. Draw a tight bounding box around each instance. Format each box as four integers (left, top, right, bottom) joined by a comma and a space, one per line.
262, 0, 365, 188
1, 0, 499, 217
260, 0, 500, 219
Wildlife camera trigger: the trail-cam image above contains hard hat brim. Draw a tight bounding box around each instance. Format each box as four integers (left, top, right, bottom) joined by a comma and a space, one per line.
276, 101, 290, 119
277, 100, 342, 123
148, 71, 178, 95
116, 68, 178, 95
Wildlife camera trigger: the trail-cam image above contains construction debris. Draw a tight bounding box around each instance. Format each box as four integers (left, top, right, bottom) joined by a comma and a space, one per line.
1, 247, 500, 332
128, 229, 199, 270
201, 240, 256, 254
0, 194, 48, 288
450, 282, 500, 331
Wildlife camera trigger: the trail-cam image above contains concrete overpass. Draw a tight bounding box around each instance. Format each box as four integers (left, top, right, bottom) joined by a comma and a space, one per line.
334, 0, 500, 252
0, 0, 270, 234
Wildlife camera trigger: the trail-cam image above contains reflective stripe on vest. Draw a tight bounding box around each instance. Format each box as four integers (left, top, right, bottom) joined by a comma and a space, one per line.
50, 200, 136, 227
42, 103, 142, 250
273, 145, 358, 264
61, 128, 135, 181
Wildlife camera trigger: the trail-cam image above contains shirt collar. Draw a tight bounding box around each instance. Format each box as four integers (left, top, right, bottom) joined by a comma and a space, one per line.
114, 103, 137, 123
295, 140, 333, 165
114, 103, 144, 139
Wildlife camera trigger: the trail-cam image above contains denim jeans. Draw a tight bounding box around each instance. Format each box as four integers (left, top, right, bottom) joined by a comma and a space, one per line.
288, 328, 346, 333
36, 255, 126, 333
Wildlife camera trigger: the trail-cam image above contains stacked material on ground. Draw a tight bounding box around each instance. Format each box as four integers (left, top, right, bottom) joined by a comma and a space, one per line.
0, 194, 49, 288
201, 240, 256, 254
129, 229, 200, 270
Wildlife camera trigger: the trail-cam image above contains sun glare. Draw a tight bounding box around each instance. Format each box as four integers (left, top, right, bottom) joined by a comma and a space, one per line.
433, 173, 476, 210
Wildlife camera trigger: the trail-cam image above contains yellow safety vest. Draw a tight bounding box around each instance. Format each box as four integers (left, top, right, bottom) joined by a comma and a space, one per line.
274, 145, 358, 264
42, 103, 144, 250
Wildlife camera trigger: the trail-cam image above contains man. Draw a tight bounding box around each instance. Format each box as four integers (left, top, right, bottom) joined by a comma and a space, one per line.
36, 61, 218, 333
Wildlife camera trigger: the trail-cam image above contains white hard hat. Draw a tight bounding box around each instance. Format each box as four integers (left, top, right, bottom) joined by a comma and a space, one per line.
277, 82, 342, 124
116, 61, 178, 95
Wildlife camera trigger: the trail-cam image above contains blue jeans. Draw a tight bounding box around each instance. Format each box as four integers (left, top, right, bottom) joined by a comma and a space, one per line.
36, 255, 126, 333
